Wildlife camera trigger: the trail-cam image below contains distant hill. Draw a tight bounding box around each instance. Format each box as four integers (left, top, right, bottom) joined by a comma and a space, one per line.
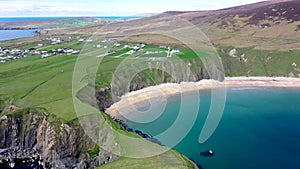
166, 0, 300, 50
0, 17, 109, 29
60, 0, 300, 78
66, 0, 300, 51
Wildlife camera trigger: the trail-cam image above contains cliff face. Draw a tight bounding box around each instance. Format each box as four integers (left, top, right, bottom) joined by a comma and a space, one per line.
96, 58, 222, 110
0, 109, 115, 169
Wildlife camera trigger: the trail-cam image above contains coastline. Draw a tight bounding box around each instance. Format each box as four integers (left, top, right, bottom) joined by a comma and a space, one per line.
0, 28, 39, 30
0, 29, 41, 41
105, 77, 300, 117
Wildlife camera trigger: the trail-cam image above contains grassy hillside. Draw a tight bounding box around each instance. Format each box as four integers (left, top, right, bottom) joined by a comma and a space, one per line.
0, 53, 77, 121
0, 36, 206, 168
61, 0, 300, 51
218, 46, 300, 77
99, 151, 196, 169
1, 37, 300, 122
1, 2, 300, 165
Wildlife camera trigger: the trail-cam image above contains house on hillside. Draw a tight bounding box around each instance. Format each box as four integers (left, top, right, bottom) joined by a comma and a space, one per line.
72, 50, 80, 54
172, 49, 180, 53
41, 54, 51, 58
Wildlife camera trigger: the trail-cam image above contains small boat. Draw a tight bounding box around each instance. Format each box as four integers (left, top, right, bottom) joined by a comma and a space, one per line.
200, 149, 215, 157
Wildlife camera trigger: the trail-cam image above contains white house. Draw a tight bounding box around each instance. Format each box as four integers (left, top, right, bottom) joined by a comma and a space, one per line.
72, 50, 80, 54
172, 49, 180, 53
41, 54, 51, 58
126, 50, 135, 55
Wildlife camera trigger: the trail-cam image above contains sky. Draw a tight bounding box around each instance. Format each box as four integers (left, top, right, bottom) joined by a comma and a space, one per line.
0, 0, 265, 17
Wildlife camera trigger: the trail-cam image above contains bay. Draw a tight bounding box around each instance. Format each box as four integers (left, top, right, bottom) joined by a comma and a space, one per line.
124, 87, 300, 169
0, 29, 39, 41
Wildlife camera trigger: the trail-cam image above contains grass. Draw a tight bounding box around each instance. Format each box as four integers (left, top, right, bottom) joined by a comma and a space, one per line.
40, 40, 85, 51
97, 112, 197, 169
176, 48, 208, 59
99, 150, 196, 169
2, 36, 300, 169
2, 39, 300, 122
0, 53, 78, 120
218, 46, 300, 77
87, 145, 100, 158
197, 19, 300, 51
107, 48, 132, 57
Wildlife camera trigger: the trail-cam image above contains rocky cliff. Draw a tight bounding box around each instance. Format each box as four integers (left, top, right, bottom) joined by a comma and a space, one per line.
0, 108, 115, 169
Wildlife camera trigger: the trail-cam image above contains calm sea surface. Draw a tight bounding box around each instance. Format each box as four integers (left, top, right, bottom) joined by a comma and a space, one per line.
0, 16, 142, 41
124, 87, 300, 169
0, 16, 143, 22
0, 29, 39, 41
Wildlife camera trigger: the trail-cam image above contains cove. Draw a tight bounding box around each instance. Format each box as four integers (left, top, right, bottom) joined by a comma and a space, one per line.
123, 87, 300, 169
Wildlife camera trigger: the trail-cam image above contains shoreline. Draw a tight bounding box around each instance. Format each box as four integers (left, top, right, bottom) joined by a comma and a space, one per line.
105, 77, 300, 117
0, 28, 39, 30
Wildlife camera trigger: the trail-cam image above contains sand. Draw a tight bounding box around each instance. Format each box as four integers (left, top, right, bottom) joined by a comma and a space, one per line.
105, 77, 300, 117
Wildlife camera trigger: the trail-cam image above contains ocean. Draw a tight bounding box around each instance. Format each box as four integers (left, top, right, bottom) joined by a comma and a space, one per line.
124, 87, 300, 169
0, 29, 39, 41
0, 16, 142, 41
0, 16, 143, 22
0, 17, 65, 22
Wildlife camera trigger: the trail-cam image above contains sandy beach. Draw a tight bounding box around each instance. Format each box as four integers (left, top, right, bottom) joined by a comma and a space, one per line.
105, 77, 300, 117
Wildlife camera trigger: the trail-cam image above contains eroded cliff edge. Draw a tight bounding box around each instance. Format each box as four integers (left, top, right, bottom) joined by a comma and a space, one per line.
0, 108, 115, 169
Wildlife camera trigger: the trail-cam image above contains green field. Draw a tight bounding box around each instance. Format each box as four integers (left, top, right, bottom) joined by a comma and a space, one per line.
1, 36, 300, 168
0, 37, 202, 168
99, 151, 196, 169
1, 38, 300, 121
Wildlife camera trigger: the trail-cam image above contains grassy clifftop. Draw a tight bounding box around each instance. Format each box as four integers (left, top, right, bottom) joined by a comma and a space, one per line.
0, 36, 203, 168
99, 151, 197, 169
1, 36, 300, 120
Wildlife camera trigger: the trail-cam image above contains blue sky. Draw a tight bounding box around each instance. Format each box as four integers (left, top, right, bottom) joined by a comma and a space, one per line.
0, 0, 265, 17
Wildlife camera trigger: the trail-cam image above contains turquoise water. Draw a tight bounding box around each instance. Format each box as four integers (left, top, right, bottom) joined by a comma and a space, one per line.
124, 87, 300, 169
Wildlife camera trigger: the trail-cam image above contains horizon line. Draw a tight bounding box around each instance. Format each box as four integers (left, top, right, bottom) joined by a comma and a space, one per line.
0, 15, 150, 18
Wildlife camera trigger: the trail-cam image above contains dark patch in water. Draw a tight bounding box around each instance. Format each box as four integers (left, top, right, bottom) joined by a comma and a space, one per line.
200, 150, 215, 157
114, 118, 164, 146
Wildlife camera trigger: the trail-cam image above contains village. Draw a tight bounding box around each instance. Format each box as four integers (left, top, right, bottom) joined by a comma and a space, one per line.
95, 41, 181, 60
0, 36, 84, 63
0, 46, 81, 63
0, 36, 182, 64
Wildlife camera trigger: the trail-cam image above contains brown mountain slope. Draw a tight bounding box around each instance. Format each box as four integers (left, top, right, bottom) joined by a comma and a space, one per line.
64, 0, 300, 51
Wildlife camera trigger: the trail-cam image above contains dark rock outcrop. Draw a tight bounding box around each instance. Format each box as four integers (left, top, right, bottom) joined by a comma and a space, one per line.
0, 109, 115, 169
